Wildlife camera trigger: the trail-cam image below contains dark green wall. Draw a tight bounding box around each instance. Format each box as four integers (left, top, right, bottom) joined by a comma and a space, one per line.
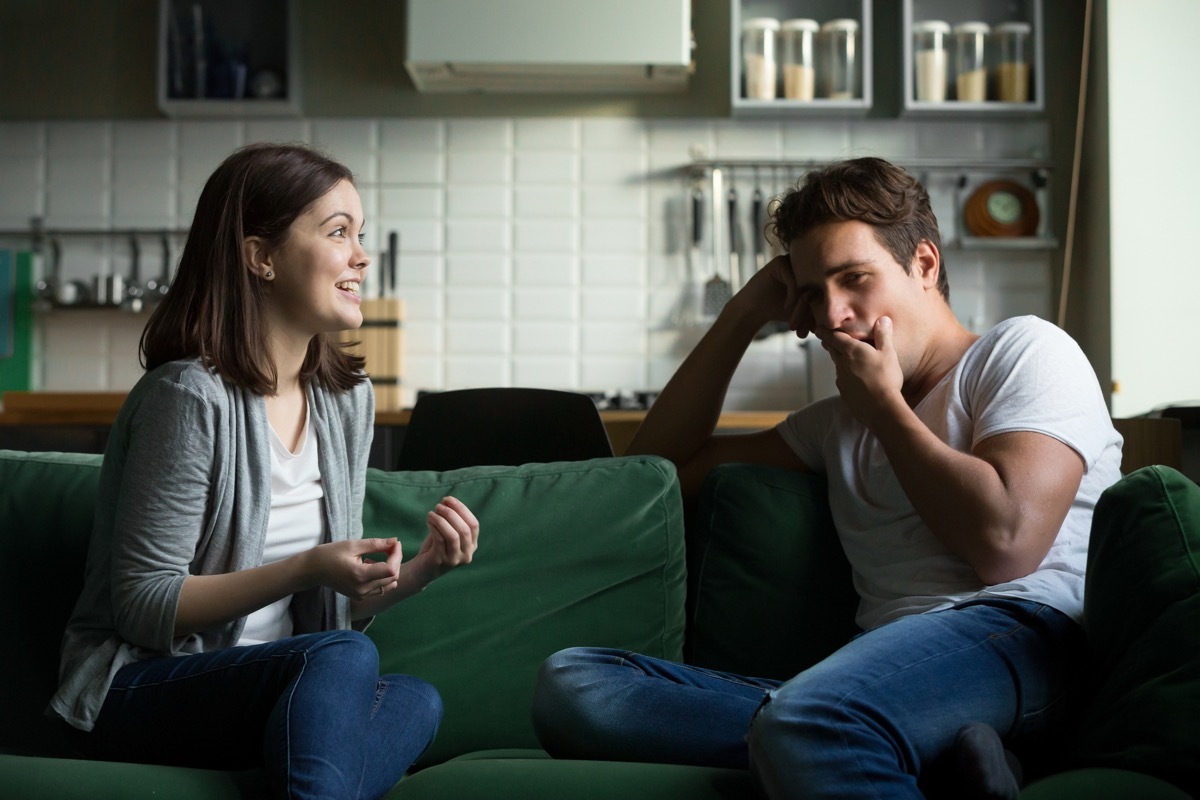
0, 0, 733, 119
0, 1, 1085, 123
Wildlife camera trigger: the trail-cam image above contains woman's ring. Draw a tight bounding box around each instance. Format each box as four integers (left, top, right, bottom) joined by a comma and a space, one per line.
378, 585, 385, 596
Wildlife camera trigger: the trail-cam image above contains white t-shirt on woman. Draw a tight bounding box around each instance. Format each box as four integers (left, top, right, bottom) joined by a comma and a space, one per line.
238, 415, 326, 645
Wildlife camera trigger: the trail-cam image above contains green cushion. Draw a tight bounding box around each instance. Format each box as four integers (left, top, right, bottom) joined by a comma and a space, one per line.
388, 751, 754, 800
363, 456, 687, 766
1020, 767, 1191, 800
0, 754, 267, 800
0, 450, 103, 755
687, 463, 859, 680
1074, 466, 1200, 795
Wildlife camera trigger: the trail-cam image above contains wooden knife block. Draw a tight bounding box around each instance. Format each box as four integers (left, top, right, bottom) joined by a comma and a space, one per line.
338, 297, 404, 410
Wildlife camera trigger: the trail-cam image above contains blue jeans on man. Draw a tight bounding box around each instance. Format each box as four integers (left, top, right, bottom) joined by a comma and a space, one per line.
533, 598, 1081, 799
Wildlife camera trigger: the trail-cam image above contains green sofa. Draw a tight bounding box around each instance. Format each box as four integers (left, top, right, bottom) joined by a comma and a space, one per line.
0, 449, 1196, 798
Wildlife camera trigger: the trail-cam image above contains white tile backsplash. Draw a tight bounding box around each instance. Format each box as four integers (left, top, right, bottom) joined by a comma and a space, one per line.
380, 187, 444, 219
513, 220, 576, 253
446, 219, 510, 253
447, 119, 513, 151
380, 150, 444, 184
514, 254, 578, 287
447, 151, 510, 185
446, 185, 509, 218
512, 356, 576, 389
380, 120, 444, 151
514, 288, 577, 321
445, 287, 509, 321
2, 116, 1054, 411
245, 120, 311, 145
514, 322, 577, 355
514, 152, 578, 184
515, 119, 580, 151
446, 254, 508, 287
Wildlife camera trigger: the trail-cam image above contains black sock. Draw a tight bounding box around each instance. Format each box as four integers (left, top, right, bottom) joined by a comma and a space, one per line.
950, 722, 1023, 800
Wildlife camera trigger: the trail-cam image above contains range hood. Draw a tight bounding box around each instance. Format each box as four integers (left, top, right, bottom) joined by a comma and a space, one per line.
404, 0, 693, 94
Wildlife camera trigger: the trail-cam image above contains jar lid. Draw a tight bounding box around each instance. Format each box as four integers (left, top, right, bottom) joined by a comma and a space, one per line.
912, 20, 951, 34
743, 17, 780, 31
953, 21, 992, 35
781, 18, 820, 32
994, 21, 1033, 34
821, 18, 859, 32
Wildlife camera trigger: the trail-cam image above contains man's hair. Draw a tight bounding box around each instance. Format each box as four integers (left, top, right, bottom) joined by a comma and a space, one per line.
140, 142, 366, 394
769, 157, 949, 299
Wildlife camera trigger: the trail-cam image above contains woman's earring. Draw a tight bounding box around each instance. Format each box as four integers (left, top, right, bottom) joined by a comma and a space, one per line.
264, 270, 274, 280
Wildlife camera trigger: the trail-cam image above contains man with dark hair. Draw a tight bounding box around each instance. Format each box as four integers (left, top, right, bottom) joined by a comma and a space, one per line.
532, 157, 1123, 799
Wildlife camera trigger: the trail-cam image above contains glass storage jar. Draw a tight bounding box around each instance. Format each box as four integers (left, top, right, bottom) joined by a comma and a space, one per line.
780, 18, 819, 101
912, 20, 950, 102
819, 18, 860, 100
953, 22, 991, 101
742, 17, 780, 100
994, 21, 1032, 102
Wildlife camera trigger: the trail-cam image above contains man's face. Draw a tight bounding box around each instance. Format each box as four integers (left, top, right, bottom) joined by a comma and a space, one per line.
788, 219, 934, 374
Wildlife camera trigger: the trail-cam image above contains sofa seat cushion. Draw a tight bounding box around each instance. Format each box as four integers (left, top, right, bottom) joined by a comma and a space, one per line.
1020, 767, 1191, 799
1074, 466, 1200, 795
687, 463, 860, 680
386, 750, 754, 800
362, 456, 687, 767
0, 753, 267, 799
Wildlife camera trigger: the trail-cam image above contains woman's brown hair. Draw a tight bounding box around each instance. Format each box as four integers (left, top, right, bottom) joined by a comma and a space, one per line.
770, 157, 949, 299
140, 142, 366, 394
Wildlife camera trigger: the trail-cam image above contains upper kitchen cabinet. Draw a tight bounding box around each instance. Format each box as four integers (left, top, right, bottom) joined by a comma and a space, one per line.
903, 0, 1044, 115
157, 0, 301, 117
731, 0, 873, 117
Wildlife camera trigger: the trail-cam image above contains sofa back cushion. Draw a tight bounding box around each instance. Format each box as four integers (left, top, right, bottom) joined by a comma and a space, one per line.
1075, 465, 1200, 795
362, 455, 686, 767
686, 463, 859, 680
0, 450, 103, 755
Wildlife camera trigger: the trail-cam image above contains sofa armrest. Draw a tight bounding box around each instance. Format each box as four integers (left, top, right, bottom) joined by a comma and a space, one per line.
686, 463, 859, 681
1072, 465, 1200, 796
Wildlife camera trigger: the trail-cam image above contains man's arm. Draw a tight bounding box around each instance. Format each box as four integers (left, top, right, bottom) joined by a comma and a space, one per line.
825, 317, 1084, 585
627, 257, 808, 501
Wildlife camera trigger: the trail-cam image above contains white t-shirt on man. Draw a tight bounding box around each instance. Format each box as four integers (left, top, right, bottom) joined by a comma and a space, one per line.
777, 315, 1123, 630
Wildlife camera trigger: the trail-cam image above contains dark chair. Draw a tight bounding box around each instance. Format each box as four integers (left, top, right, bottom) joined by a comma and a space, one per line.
395, 388, 614, 471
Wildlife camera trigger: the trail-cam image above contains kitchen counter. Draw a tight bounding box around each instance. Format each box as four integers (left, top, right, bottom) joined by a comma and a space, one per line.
0, 392, 790, 457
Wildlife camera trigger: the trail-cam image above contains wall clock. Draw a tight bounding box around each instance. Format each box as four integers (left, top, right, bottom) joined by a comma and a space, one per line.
963, 180, 1039, 237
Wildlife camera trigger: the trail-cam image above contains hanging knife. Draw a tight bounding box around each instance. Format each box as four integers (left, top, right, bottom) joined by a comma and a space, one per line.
727, 186, 740, 291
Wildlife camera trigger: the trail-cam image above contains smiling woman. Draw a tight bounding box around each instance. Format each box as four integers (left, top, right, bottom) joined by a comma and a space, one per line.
48, 143, 481, 800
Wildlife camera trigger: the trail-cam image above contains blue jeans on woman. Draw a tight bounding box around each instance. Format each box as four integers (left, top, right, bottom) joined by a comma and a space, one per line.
78, 629, 441, 800
532, 598, 1083, 800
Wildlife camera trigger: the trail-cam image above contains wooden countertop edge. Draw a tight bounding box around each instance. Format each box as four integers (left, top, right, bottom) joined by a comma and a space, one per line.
0, 392, 790, 431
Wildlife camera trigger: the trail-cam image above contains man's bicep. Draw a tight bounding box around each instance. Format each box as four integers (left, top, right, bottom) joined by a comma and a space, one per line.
973, 430, 1085, 542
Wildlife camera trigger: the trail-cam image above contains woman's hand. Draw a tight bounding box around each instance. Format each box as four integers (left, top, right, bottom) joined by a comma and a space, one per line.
304, 538, 402, 601
404, 496, 480, 588
348, 497, 480, 620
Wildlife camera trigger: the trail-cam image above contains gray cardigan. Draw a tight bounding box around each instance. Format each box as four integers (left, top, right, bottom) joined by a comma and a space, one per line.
49, 359, 375, 731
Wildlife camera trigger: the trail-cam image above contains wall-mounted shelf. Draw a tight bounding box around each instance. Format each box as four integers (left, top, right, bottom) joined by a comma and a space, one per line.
156, 0, 301, 118
731, 0, 873, 117
0, 221, 185, 312
902, 0, 1044, 115
683, 158, 1058, 252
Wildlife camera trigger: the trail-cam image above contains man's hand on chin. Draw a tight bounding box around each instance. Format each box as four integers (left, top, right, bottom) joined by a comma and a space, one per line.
822, 317, 906, 428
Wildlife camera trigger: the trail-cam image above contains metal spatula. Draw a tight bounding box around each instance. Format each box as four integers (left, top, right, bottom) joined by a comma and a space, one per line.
702, 168, 731, 317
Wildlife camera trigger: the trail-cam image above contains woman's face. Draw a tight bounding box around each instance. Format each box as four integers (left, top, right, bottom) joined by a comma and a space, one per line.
262, 178, 370, 341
